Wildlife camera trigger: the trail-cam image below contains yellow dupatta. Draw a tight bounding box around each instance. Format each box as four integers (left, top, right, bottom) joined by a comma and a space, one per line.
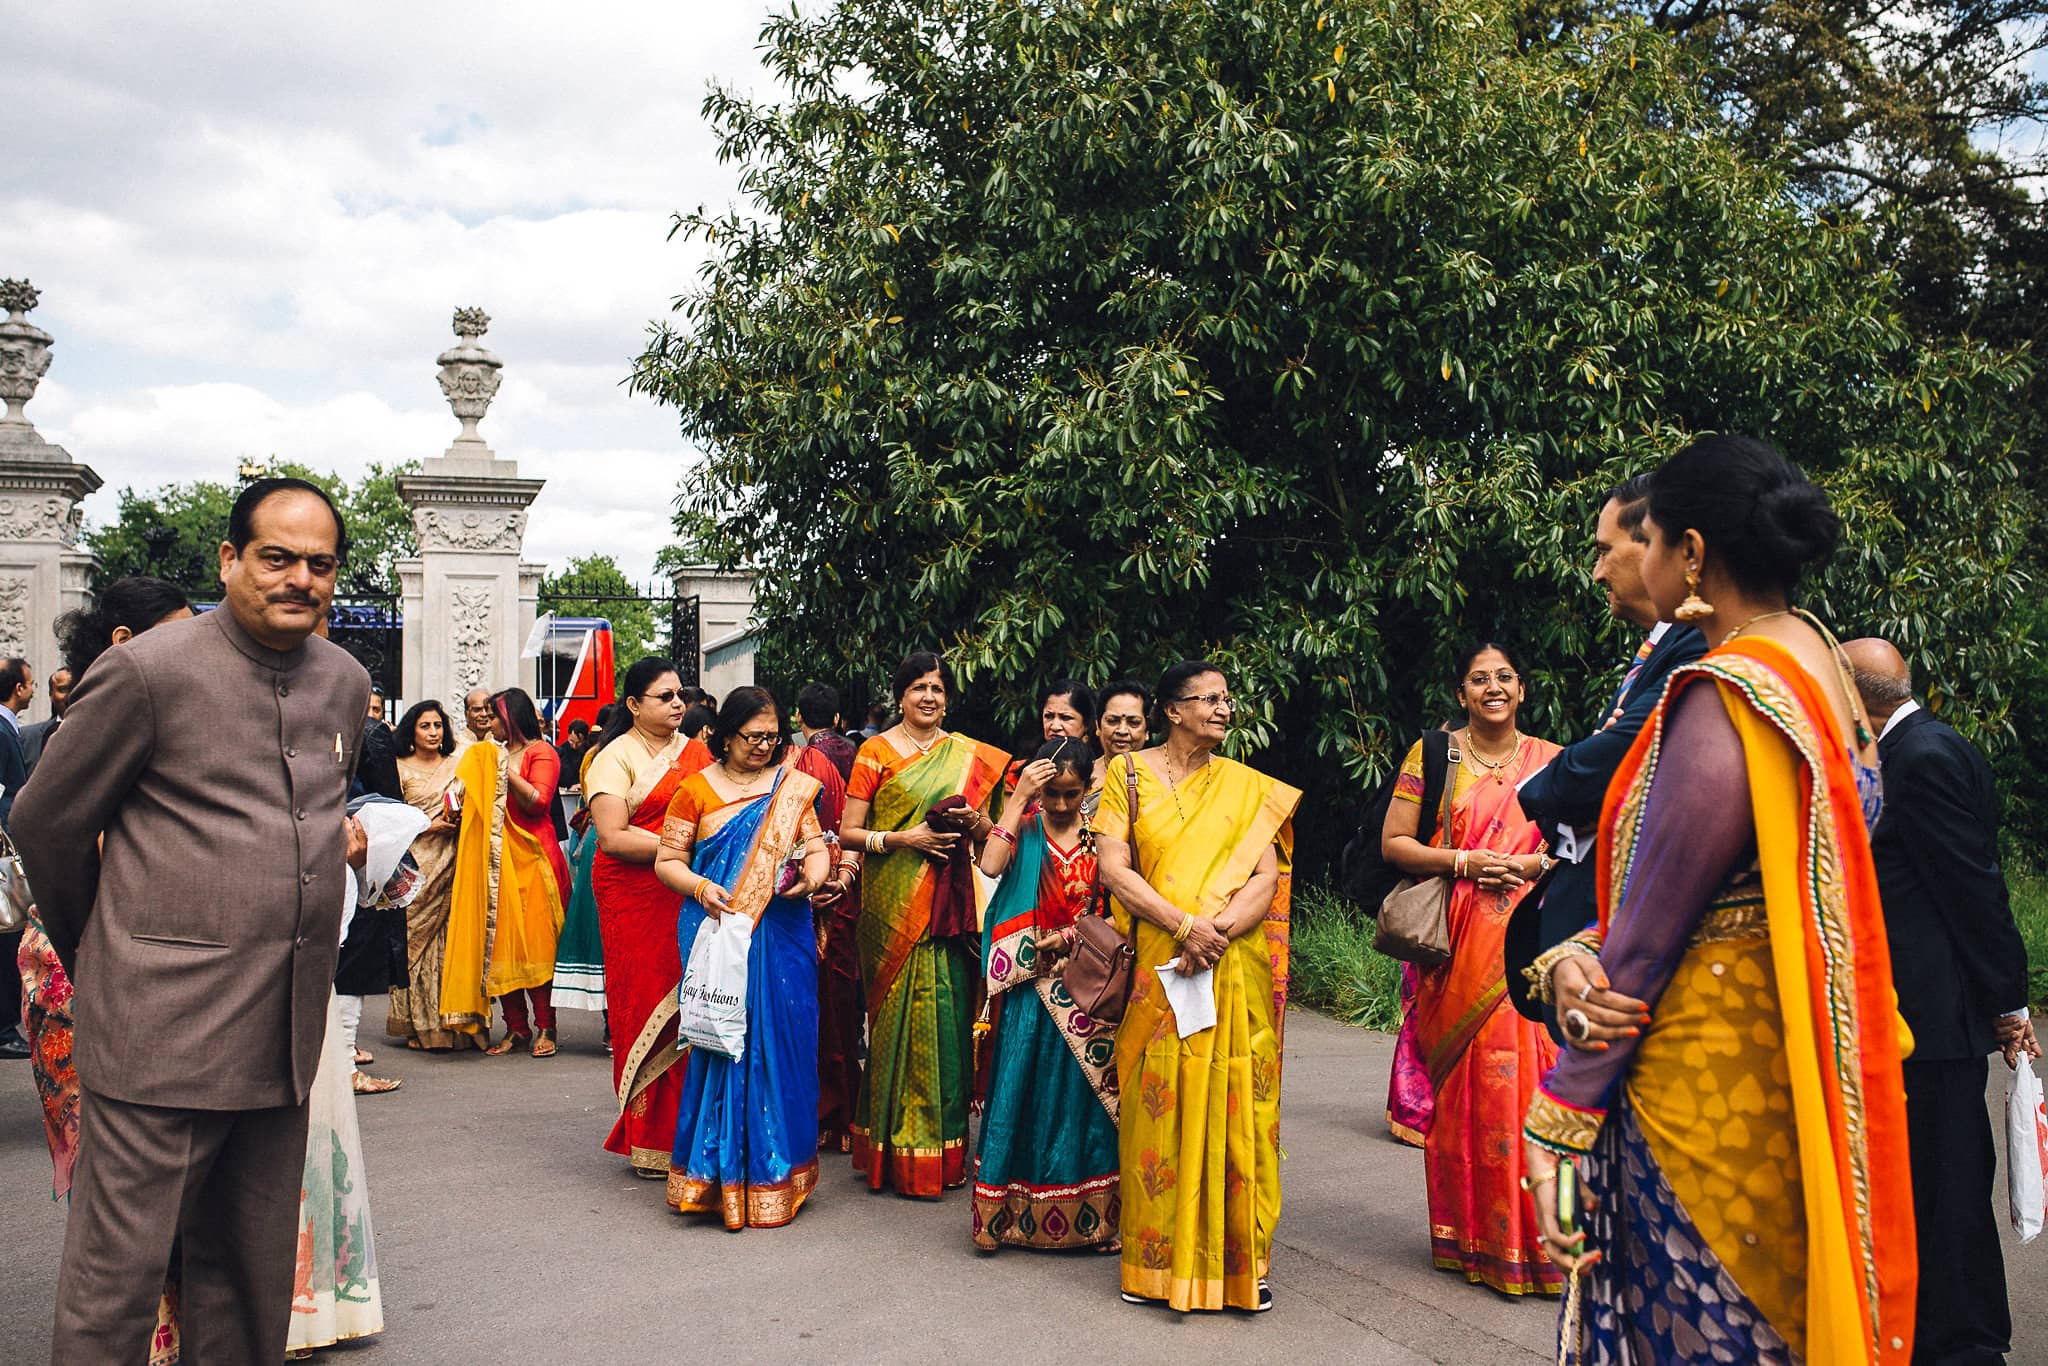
442, 741, 565, 1034
1107, 751, 1301, 1313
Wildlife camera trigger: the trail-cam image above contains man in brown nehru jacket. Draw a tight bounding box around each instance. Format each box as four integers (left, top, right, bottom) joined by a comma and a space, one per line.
14, 477, 372, 1365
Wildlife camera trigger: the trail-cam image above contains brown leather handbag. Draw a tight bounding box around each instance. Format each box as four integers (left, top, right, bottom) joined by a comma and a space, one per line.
1372, 739, 1461, 968
1058, 759, 1140, 1023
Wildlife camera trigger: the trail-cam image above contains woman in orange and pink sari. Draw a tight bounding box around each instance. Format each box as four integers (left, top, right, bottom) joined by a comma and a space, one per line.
585, 658, 715, 1178
1383, 642, 1562, 1297
838, 651, 1009, 1197
1524, 437, 1916, 1363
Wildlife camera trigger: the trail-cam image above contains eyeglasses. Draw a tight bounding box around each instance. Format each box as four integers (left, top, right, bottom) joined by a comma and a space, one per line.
642, 689, 683, 703
1463, 671, 1519, 688
1173, 693, 1235, 711
734, 731, 780, 748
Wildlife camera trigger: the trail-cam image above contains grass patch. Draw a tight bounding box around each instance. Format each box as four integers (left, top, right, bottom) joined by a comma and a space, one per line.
1290, 881, 1405, 1031
2012, 866, 2048, 1010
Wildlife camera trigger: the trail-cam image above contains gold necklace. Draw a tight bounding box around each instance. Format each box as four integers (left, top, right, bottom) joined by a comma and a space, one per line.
1466, 731, 1521, 771
719, 761, 771, 793
1161, 746, 1207, 820
901, 724, 946, 755
632, 726, 668, 759
1720, 609, 1793, 643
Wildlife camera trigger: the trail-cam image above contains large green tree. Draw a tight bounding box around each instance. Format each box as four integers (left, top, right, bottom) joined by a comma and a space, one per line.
633, 0, 2033, 851
86, 461, 419, 600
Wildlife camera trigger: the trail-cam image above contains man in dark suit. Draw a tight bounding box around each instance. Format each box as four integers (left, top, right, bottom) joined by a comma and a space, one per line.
1509, 477, 1705, 1040
13, 478, 372, 1365
18, 664, 70, 775
1846, 636, 2033, 1366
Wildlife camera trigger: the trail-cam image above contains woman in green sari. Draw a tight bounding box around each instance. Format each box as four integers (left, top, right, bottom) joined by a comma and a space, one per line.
839, 651, 1010, 1197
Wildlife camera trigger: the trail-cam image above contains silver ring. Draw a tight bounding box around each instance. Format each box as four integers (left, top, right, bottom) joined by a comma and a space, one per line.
1563, 1008, 1594, 1042
1577, 981, 1595, 1002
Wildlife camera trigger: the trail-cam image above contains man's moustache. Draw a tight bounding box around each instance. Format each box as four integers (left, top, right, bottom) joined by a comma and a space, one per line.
267, 593, 319, 607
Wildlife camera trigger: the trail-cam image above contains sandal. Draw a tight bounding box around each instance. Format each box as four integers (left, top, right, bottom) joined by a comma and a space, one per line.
351, 1072, 402, 1096
632, 1166, 668, 1181
484, 1033, 531, 1057
530, 1029, 557, 1058
353, 1047, 374, 1066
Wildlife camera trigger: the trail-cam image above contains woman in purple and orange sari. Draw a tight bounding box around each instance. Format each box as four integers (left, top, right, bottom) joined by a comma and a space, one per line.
1524, 436, 1916, 1363
838, 650, 1009, 1197
1383, 642, 1563, 1297
586, 658, 714, 1178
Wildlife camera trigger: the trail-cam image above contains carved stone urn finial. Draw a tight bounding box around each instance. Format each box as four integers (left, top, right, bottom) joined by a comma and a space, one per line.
0, 279, 55, 433
436, 306, 503, 451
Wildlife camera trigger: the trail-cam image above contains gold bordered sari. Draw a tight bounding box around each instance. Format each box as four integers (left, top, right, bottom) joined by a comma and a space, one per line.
1102, 751, 1301, 1313
1527, 636, 1916, 1362
848, 731, 1009, 1196
442, 740, 565, 1035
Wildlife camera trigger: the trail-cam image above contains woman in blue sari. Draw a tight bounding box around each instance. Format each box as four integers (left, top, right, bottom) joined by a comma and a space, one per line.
971, 738, 1121, 1250
653, 687, 832, 1228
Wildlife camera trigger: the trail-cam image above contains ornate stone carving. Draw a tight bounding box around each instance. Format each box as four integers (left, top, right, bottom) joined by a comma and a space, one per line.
450, 583, 494, 692
435, 306, 503, 448
0, 571, 30, 658
0, 280, 55, 431
413, 506, 526, 552
0, 495, 83, 546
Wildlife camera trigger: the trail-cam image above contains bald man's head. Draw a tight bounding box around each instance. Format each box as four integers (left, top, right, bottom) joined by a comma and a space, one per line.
464, 688, 495, 739
1842, 637, 1912, 721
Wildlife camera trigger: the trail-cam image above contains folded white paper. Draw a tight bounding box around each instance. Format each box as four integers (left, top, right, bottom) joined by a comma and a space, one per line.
1155, 958, 1217, 1038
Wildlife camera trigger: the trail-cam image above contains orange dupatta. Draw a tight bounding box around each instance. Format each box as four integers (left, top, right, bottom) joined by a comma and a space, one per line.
1598, 636, 1916, 1364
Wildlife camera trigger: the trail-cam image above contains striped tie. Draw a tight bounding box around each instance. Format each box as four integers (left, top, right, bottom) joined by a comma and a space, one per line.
1605, 636, 1658, 727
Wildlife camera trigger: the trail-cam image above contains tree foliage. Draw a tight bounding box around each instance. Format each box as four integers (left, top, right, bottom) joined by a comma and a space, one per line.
633, 0, 2034, 853
85, 461, 419, 600
539, 554, 663, 665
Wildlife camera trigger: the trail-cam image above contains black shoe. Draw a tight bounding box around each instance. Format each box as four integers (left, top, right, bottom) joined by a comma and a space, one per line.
0, 1026, 31, 1060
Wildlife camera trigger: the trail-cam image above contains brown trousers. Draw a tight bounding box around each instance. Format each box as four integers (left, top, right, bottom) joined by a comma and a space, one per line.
52, 1088, 310, 1366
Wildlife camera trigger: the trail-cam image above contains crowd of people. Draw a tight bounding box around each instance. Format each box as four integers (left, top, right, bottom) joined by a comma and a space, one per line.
1, 432, 2036, 1363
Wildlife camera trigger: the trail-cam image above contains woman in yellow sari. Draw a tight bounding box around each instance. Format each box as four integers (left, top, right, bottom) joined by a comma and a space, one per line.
839, 650, 1009, 1197
1096, 660, 1300, 1314
1523, 436, 1916, 1363
442, 702, 567, 1051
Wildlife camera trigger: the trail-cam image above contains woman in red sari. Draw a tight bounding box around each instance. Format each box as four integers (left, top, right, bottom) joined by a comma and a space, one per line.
1382, 642, 1562, 1296
587, 658, 714, 1178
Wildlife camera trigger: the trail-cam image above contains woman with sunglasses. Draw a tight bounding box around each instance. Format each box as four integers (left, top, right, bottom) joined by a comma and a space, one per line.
1382, 643, 1562, 1297
1097, 660, 1300, 1313
654, 687, 832, 1227
586, 658, 716, 1179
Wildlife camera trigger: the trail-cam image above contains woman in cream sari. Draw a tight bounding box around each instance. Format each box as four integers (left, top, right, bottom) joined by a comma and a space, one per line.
1097, 660, 1300, 1314
387, 700, 467, 1051
1524, 436, 1916, 1363
839, 651, 1009, 1197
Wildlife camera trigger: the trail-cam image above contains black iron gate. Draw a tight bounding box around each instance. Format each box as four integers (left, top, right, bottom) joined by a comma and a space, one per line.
328, 594, 403, 700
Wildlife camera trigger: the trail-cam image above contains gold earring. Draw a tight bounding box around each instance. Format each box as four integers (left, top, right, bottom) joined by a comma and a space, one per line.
1674, 565, 1714, 622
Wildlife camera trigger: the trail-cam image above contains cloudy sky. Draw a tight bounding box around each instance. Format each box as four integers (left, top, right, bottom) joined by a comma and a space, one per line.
7, 3, 783, 581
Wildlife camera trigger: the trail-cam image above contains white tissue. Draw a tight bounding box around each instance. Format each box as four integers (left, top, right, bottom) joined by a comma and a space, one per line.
1155, 958, 1217, 1038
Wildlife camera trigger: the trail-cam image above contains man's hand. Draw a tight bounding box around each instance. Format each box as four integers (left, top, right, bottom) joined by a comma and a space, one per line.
344, 815, 369, 870
1998, 1012, 2041, 1068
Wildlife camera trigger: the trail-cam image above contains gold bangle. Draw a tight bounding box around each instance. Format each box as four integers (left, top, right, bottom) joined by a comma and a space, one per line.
1173, 912, 1194, 944
694, 875, 712, 902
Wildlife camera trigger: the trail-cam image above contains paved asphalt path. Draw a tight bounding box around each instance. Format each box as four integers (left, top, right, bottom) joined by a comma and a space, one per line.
4, 1004, 2043, 1363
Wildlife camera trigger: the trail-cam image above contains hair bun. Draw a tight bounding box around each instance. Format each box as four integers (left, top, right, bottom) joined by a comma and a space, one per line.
1751, 481, 1841, 568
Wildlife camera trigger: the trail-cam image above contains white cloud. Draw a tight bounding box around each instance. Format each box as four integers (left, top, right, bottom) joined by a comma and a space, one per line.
8, 0, 785, 579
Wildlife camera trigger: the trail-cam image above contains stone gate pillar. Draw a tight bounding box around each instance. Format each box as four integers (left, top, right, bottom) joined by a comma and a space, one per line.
396, 308, 544, 707
0, 280, 101, 691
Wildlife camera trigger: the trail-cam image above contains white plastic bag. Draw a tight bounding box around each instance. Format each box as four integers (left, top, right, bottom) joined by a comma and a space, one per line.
2006, 1057, 2047, 1243
677, 913, 752, 1061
